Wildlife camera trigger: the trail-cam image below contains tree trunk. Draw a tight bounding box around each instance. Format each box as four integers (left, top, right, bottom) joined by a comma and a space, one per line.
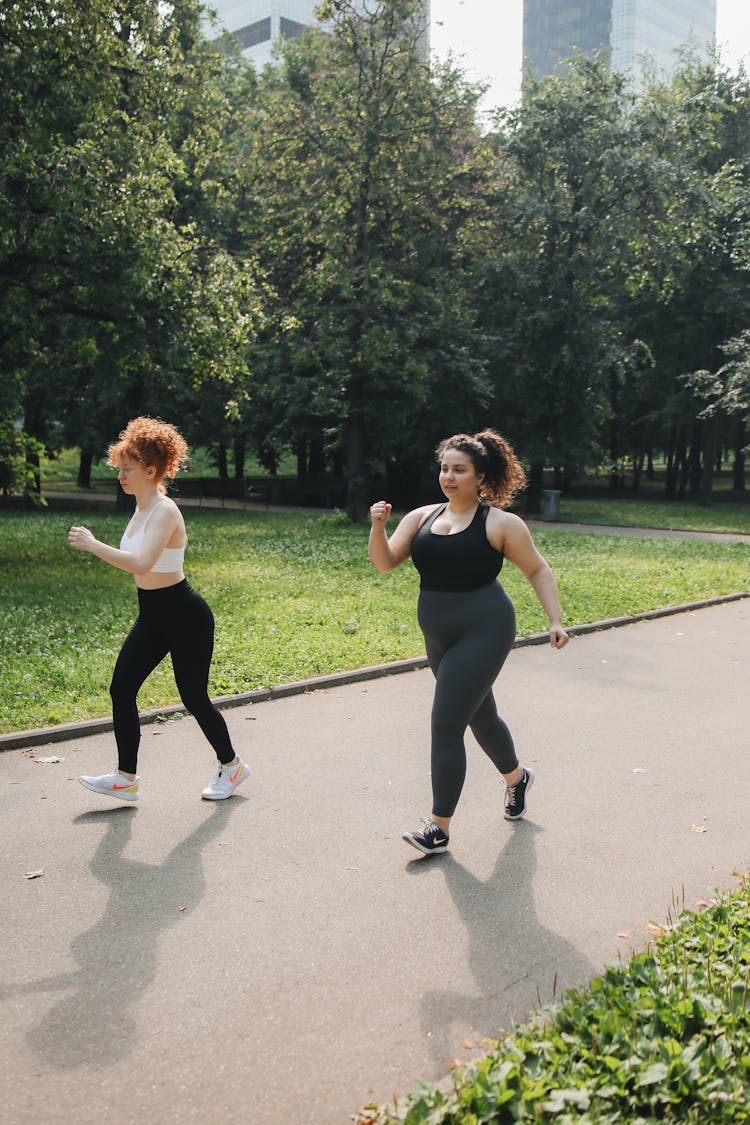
77, 448, 93, 488
688, 420, 702, 497
22, 395, 44, 496
258, 441, 278, 475
526, 462, 544, 514
631, 451, 644, 491
675, 426, 688, 498
608, 377, 621, 490
296, 437, 307, 478
308, 438, 325, 476
732, 419, 746, 491
665, 423, 677, 498
345, 376, 367, 522
646, 449, 654, 480
233, 437, 245, 480
26, 447, 41, 496
217, 441, 228, 479
699, 416, 717, 506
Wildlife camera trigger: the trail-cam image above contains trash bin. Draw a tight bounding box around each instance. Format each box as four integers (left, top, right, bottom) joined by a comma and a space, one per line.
541, 489, 561, 522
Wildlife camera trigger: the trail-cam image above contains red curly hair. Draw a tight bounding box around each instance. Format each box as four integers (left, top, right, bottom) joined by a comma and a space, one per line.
108, 417, 188, 490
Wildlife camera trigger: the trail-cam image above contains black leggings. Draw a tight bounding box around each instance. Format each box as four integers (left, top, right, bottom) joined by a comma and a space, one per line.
110, 580, 235, 774
417, 581, 518, 819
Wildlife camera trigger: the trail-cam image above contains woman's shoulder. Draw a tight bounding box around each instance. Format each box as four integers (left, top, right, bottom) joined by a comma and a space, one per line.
409, 502, 443, 527
485, 506, 523, 527
154, 495, 183, 524
485, 507, 527, 548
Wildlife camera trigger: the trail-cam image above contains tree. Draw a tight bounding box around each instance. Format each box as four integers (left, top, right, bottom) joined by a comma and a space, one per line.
625, 56, 750, 501
246, 0, 497, 518
479, 55, 643, 506
0, 0, 264, 489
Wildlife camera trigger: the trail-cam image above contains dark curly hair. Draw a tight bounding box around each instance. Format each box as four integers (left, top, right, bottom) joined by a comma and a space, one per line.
108, 417, 188, 491
436, 428, 527, 509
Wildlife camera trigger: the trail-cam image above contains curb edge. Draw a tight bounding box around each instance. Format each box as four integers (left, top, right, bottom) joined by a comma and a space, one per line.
3, 590, 748, 752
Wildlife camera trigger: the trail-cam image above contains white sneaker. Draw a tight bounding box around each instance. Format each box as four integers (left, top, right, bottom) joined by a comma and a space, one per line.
201, 759, 250, 800
79, 768, 140, 802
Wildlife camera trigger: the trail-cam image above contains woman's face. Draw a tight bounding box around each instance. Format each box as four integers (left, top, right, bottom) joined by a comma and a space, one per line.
438, 447, 483, 502
116, 455, 155, 493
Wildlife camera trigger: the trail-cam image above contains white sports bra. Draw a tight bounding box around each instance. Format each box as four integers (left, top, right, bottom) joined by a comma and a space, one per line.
120, 499, 185, 573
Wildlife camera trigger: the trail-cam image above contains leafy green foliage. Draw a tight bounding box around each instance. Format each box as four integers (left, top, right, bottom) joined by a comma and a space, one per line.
0, 0, 263, 461
245, 0, 499, 515
360, 876, 750, 1123
0, 423, 45, 501
630, 59, 750, 502
0, 509, 747, 732
479, 52, 750, 506
3, 4, 750, 507
482, 58, 639, 479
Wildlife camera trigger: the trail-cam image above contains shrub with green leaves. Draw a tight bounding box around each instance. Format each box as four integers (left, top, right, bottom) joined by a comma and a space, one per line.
0, 424, 46, 502
359, 878, 750, 1123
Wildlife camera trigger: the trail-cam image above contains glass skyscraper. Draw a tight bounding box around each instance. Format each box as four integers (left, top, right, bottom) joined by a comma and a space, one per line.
523, 0, 716, 84
204, 1, 430, 69
203, 1, 320, 68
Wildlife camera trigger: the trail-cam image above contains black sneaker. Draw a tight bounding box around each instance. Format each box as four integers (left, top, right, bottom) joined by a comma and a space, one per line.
402, 817, 450, 856
504, 767, 534, 820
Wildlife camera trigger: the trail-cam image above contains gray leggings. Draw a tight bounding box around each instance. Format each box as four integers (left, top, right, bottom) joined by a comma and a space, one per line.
417, 581, 518, 818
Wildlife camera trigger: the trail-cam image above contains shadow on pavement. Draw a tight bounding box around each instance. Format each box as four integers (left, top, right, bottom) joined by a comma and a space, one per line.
17, 801, 241, 1069
408, 820, 597, 1070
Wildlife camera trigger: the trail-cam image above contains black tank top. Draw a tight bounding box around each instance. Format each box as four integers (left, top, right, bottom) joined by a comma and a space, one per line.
410, 503, 504, 592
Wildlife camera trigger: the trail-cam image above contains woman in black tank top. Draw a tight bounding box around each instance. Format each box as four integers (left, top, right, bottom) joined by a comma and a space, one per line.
368, 428, 569, 856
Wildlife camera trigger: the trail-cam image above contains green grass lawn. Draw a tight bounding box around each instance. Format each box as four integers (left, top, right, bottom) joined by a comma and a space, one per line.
557, 495, 750, 534
1, 508, 748, 733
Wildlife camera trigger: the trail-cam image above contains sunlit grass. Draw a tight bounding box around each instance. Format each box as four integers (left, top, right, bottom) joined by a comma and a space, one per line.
558, 496, 750, 534
1, 509, 747, 732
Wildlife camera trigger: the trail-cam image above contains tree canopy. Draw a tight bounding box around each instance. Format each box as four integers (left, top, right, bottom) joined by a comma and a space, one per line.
2, 1, 749, 511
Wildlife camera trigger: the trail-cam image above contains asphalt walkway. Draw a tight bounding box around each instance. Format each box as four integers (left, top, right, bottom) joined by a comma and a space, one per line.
2, 597, 749, 1124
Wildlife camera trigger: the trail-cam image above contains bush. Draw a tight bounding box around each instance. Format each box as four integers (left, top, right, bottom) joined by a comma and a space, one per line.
359, 876, 750, 1123
0, 422, 46, 502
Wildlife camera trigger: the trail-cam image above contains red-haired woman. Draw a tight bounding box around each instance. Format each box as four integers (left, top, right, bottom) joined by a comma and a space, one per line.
69, 417, 249, 803
368, 429, 568, 855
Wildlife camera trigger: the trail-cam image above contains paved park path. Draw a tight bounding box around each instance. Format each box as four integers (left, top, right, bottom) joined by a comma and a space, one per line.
39, 487, 750, 538
2, 586, 749, 1124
